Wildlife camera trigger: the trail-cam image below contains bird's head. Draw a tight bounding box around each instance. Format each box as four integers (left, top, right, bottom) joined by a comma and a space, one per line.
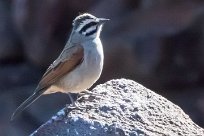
72, 13, 109, 40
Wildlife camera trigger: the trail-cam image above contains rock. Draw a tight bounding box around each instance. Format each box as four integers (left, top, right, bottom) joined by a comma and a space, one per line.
30, 79, 204, 136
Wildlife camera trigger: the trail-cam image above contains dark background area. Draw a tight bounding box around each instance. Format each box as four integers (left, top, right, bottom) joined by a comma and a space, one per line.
0, 0, 204, 135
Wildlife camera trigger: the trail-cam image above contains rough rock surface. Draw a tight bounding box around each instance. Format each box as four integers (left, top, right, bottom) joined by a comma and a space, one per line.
30, 79, 204, 136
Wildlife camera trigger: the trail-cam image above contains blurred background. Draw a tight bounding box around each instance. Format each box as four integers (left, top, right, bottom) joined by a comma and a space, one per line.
1, 0, 204, 135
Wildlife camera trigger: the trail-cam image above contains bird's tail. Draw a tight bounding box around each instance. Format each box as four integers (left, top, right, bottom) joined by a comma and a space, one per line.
10, 90, 44, 122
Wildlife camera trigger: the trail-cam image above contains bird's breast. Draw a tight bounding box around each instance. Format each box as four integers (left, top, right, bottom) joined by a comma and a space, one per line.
58, 41, 104, 93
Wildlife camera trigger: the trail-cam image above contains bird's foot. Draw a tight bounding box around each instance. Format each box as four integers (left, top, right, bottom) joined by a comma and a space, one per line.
79, 89, 100, 96
66, 93, 88, 111
66, 101, 85, 110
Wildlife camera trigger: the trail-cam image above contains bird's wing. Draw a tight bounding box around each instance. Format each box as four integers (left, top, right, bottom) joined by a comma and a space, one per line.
36, 44, 84, 91
11, 44, 84, 121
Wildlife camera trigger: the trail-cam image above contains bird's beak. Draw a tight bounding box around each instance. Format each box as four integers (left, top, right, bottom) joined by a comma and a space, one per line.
98, 18, 110, 24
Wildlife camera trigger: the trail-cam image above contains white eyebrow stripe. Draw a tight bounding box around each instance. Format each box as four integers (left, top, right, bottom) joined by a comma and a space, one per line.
85, 25, 97, 33
76, 19, 95, 32
82, 25, 96, 35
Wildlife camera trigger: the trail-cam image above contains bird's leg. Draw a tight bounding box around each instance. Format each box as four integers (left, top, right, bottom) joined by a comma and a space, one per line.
66, 93, 85, 110
66, 93, 79, 107
68, 93, 75, 106
66, 93, 76, 109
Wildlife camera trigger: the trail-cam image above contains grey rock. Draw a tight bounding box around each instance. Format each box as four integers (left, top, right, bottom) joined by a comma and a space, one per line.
30, 79, 204, 136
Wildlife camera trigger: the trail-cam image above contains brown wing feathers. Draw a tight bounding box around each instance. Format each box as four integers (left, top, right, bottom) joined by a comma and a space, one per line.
10, 45, 84, 121
37, 45, 84, 91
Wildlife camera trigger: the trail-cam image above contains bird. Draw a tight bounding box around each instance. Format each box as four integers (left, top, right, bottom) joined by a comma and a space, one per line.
11, 13, 109, 121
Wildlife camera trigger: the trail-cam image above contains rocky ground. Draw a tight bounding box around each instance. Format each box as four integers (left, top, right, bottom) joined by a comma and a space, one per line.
31, 79, 204, 136
0, 0, 204, 135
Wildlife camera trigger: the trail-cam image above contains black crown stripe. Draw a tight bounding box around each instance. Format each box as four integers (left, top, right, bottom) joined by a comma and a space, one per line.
79, 22, 97, 34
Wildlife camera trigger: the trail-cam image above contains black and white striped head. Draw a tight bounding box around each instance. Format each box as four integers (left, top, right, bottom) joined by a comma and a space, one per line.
72, 13, 109, 39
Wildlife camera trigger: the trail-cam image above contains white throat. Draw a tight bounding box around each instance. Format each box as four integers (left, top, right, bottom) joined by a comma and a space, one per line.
90, 25, 103, 39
